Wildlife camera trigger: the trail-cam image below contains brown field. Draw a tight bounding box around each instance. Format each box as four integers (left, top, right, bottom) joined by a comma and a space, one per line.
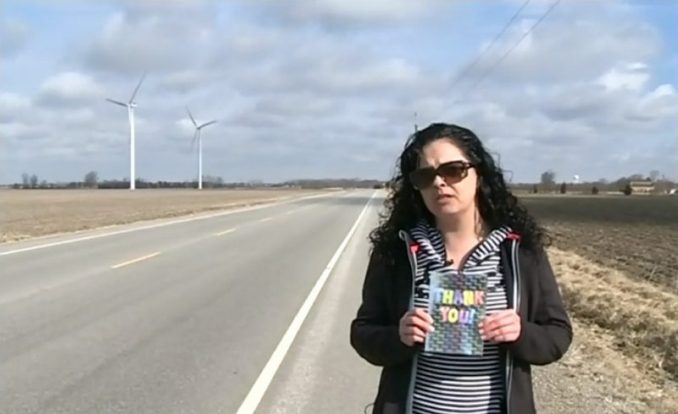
521, 195, 678, 393
0, 188, 328, 243
522, 195, 678, 290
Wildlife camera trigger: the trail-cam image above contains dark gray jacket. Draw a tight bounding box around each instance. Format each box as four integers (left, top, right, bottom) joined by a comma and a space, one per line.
350, 233, 573, 414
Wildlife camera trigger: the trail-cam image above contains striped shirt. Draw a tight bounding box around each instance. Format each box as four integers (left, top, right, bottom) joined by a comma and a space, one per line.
409, 222, 510, 414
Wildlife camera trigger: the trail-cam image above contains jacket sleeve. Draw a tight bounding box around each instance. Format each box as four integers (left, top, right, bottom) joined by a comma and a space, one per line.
508, 247, 573, 365
350, 250, 417, 367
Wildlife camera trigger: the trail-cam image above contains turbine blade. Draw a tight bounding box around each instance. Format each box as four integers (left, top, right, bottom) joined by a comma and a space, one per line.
186, 106, 198, 127
129, 72, 146, 103
106, 98, 127, 107
198, 120, 217, 129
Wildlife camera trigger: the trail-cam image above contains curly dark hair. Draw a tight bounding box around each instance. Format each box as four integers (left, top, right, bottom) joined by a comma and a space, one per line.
369, 122, 549, 267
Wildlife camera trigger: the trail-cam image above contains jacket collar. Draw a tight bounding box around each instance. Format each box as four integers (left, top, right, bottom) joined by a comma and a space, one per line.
405, 220, 511, 269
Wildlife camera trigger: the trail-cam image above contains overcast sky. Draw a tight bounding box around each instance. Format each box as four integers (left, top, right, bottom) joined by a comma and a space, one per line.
1, 0, 677, 184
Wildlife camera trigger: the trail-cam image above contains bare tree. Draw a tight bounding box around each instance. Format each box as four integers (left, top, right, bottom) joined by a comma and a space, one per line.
650, 170, 660, 182
30, 174, 38, 189
84, 171, 99, 188
21, 173, 30, 188
540, 170, 556, 187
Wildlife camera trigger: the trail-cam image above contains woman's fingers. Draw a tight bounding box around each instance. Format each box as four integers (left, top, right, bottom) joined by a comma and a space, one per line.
412, 308, 434, 324
479, 310, 521, 343
399, 309, 434, 346
403, 325, 427, 338
406, 314, 435, 333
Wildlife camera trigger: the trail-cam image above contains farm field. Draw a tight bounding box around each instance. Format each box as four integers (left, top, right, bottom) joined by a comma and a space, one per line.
522, 195, 678, 393
522, 195, 678, 290
0, 188, 330, 243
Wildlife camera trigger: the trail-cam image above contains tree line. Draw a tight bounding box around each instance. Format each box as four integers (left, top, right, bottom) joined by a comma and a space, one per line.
9, 171, 386, 190
519, 169, 676, 195
8, 170, 675, 193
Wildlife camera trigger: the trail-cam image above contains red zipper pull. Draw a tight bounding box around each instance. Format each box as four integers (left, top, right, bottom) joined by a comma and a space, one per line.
507, 232, 521, 241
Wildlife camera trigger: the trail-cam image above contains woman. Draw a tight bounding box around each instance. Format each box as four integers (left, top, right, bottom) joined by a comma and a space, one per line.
350, 123, 572, 414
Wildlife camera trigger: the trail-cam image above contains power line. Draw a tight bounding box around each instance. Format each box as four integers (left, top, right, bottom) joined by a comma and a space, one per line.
448, 0, 531, 92
455, 0, 561, 103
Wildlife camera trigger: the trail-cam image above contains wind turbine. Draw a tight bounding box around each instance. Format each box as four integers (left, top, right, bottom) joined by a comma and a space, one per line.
106, 73, 146, 190
186, 107, 217, 190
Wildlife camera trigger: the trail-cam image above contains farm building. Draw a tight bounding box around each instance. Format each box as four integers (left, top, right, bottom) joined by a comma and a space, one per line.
629, 181, 655, 194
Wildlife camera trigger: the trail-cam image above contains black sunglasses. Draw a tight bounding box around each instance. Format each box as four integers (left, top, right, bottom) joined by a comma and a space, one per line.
409, 160, 475, 190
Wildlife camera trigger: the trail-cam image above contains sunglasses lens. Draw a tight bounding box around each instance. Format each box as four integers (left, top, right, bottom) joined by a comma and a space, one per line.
409, 168, 436, 189
439, 163, 466, 180
410, 162, 472, 189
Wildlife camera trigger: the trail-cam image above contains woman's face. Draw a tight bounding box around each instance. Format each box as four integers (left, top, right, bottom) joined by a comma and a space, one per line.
415, 138, 479, 220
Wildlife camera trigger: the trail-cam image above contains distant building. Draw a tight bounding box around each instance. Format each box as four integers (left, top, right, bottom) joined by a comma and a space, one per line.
629, 181, 655, 194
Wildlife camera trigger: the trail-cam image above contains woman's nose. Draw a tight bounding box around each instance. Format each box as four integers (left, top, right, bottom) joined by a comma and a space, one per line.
432, 174, 447, 188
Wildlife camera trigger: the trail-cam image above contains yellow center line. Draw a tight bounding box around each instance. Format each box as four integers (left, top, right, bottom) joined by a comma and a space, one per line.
111, 252, 161, 269
215, 228, 237, 237
259, 217, 273, 223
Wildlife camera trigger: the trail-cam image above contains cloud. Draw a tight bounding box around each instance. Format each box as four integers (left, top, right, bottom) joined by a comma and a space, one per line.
254, 0, 442, 28
2, 0, 678, 184
597, 62, 650, 92
462, 17, 662, 87
156, 69, 211, 94
414, 4, 677, 181
207, 29, 441, 101
0, 17, 30, 58
36, 72, 105, 107
83, 4, 217, 75
0, 92, 32, 123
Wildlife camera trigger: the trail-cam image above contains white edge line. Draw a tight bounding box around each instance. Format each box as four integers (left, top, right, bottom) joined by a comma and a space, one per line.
215, 228, 237, 237
111, 252, 161, 269
234, 190, 377, 414
0, 192, 338, 257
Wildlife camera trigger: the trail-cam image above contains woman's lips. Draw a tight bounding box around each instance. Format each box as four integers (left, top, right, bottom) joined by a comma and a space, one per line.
436, 193, 453, 202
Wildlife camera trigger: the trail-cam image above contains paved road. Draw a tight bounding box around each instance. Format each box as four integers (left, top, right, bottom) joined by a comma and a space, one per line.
0, 190, 381, 414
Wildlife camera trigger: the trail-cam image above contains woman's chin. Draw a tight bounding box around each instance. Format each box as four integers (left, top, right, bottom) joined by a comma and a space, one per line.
433, 202, 464, 217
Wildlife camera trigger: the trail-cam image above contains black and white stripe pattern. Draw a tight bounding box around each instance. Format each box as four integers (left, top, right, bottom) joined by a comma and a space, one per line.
409, 221, 510, 414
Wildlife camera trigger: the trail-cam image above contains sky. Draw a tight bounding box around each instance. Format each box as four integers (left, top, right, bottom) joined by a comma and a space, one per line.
1, 0, 677, 184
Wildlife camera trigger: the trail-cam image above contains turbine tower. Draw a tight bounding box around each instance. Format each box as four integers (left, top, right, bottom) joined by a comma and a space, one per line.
106, 73, 146, 190
186, 107, 217, 190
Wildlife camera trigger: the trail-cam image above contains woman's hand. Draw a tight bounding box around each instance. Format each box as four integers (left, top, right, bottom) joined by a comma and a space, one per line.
479, 309, 521, 343
399, 309, 434, 346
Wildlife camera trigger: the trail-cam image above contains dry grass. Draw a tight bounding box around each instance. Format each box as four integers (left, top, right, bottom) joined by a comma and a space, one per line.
536, 318, 678, 414
551, 247, 678, 392
0, 188, 327, 243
